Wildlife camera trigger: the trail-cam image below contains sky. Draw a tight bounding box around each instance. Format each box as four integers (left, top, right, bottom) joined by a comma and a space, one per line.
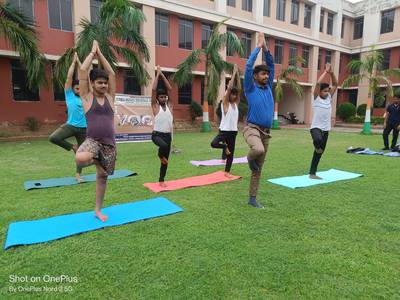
346, 0, 363, 2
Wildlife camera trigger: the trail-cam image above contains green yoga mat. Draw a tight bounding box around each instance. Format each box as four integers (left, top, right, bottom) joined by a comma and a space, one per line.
24, 169, 137, 190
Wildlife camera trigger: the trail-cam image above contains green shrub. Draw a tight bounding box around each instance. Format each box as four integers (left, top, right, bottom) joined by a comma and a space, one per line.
356, 104, 373, 116
336, 103, 356, 121
346, 116, 384, 125
371, 116, 384, 125
189, 101, 203, 121
24, 117, 40, 131
347, 116, 364, 123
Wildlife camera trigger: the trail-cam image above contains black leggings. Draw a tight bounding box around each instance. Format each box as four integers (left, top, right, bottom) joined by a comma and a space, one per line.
383, 123, 399, 149
152, 131, 171, 182
309, 128, 329, 175
211, 130, 237, 172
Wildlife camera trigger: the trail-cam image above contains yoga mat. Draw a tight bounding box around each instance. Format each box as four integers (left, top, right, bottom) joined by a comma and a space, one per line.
267, 169, 363, 189
24, 169, 137, 190
190, 156, 248, 166
384, 152, 400, 157
350, 148, 384, 155
144, 171, 241, 193
4, 197, 182, 249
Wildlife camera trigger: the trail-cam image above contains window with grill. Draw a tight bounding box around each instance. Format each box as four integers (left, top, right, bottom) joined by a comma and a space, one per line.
179, 19, 193, 50
380, 9, 395, 34
156, 13, 169, 46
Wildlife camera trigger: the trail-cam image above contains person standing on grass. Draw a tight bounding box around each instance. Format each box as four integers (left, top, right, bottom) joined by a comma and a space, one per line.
49, 53, 87, 182
151, 66, 173, 187
211, 64, 241, 178
382, 89, 400, 151
309, 63, 338, 180
75, 40, 117, 222
243, 32, 274, 209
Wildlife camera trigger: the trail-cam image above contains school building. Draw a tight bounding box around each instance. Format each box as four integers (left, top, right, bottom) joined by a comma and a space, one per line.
1, 0, 400, 125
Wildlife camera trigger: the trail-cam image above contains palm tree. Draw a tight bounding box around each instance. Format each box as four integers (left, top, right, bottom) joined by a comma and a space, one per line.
343, 46, 400, 134
273, 57, 305, 129
173, 19, 243, 132
54, 0, 150, 87
0, 3, 46, 88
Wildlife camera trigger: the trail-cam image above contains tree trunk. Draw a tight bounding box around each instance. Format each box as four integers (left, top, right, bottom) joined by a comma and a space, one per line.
362, 92, 372, 134
201, 59, 211, 132
272, 101, 280, 129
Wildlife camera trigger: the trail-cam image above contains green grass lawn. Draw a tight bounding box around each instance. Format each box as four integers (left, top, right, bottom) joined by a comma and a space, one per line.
1, 129, 399, 299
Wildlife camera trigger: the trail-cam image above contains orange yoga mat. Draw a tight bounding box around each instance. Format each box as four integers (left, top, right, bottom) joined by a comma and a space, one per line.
143, 171, 241, 193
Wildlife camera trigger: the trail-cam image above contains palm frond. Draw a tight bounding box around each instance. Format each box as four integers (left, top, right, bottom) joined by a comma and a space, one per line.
221, 60, 235, 74
376, 75, 393, 97
112, 26, 150, 62
346, 59, 362, 75
100, 0, 145, 28
207, 64, 221, 104
342, 74, 363, 88
281, 64, 303, 79
285, 77, 304, 98
275, 79, 283, 102
112, 45, 150, 86
76, 19, 102, 57
382, 68, 400, 80
0, 8, 46, 89
53, 47, 75, 87
208, 51, 225, 74
173, 49, 203, 87
223, 31, 244, 57
368, 76, 380, 96
206, 17, 230, 53
0, 3, 35, 32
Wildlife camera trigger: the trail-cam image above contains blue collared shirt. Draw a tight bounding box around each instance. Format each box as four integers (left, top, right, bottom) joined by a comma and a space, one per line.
244, 47, 275, 128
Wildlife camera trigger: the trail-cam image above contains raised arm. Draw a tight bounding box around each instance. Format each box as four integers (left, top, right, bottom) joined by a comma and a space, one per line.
263, 42, 275, 89
78, 42, 97, 100
159, 69, 172, 91
65, 52, 78, 90
159, 68, 173, 106
152, 66, 161, 105
313, 64, 330, 98
328, 66, 338, 96
234, 64, 242, 96
244, 48, 260, 93
96, 43, 116, 100
224, 64, 237, 102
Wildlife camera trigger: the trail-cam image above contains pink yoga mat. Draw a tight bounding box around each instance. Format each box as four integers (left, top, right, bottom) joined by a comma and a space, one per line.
190, 156, 248, 167
143, 171, 241, 193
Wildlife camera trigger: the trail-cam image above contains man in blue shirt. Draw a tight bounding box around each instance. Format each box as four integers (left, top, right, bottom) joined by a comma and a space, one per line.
49, 53, 87, 182
243, 32, 274, 209
382, 88, 400, 150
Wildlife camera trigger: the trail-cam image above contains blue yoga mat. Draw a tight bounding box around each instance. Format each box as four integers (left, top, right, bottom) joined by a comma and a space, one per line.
24, 169, 137, 190
267, 169, 363, 189
4, 197, 182, 249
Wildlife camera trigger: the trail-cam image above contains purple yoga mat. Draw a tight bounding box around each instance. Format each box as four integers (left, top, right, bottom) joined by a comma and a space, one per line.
190, 156, 248, 166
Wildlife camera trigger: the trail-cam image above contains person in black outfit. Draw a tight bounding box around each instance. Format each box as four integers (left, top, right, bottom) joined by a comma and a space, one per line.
382, 90, 400, 150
